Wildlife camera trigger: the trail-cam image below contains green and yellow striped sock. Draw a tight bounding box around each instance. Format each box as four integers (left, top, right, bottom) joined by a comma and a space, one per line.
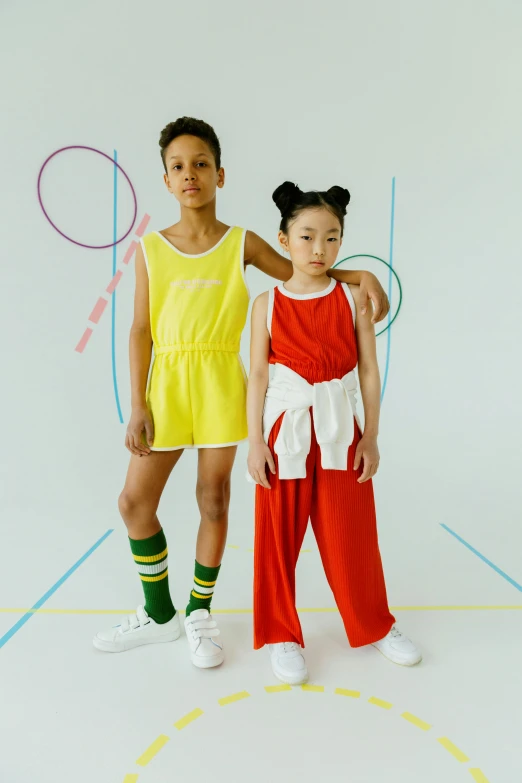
129, 529, 176, 624
186, 560, 221, 617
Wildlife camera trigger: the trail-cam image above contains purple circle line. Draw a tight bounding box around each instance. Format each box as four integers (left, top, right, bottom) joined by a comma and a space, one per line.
37, 145, 138, 249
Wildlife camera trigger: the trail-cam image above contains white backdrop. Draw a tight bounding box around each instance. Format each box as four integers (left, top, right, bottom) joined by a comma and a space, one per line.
2, 0, 522, 608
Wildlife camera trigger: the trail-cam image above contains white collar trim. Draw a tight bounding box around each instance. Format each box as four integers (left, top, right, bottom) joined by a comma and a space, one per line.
277, 278, 337, 300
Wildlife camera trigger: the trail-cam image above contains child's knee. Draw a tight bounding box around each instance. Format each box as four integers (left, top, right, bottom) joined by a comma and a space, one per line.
118, 489, 154, 527
196, 480, 230, 521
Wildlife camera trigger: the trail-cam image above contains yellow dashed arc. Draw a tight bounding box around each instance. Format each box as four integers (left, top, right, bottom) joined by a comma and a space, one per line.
122, 685, 491, 783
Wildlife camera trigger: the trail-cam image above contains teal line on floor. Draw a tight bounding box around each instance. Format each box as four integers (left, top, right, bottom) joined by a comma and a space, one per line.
0, 529, 114, 649
441, 523, 521, 592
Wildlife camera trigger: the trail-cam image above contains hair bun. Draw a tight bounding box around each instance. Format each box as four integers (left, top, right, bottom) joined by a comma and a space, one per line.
326, 185, 351, 212
272, 181, 302, 215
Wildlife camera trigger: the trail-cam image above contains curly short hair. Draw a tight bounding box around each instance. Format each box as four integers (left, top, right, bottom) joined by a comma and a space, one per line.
159, 117, 221, 172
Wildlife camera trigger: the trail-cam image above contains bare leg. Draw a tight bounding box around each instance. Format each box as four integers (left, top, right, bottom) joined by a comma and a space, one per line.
195, 446, 237, 566
118, 449, 184, 539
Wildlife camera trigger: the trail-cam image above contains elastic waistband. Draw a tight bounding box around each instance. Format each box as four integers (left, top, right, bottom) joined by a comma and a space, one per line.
154, 342, 240, 354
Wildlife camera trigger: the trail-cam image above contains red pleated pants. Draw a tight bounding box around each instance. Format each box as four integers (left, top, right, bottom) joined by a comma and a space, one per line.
253, 413, 395, 649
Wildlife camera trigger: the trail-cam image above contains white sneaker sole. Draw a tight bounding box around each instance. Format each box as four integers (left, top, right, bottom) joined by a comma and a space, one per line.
189, 649, 225, 669
372, 644, 422, 667
271, 664, 309, 686
92, 623, 181, 653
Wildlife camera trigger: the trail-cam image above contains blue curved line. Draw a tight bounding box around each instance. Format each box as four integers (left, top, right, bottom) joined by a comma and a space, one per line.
112, 150, 124, 423
380, 177, 395, 402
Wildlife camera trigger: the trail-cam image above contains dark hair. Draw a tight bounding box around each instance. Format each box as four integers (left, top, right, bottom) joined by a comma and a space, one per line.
272, 181, 351, 237
159, 117, 221, 172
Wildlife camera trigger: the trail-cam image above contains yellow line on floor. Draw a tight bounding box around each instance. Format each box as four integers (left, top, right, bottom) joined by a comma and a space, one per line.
469, 769, 490, 782
1, 605, 521, 615
200, 609, 254, 614
174, 708, 203, 731
401, 712, 432, 731
437, 737, 470, 762
389, 606, 522, 611
136, 734, 170, 766
218, 691, 250, 707
335, 688, 360, 699
369, 697, 393, 710
120, 689, 489, 777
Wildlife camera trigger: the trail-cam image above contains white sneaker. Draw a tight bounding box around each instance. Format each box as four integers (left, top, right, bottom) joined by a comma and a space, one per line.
93, 605, 181, 653
269, 642, 309, 685
372, 625, 422, 666
184, 609, 224, 669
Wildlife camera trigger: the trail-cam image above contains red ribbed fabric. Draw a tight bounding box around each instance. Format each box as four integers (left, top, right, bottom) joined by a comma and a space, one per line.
268, 282, 358, 383
254, 282, 395, 649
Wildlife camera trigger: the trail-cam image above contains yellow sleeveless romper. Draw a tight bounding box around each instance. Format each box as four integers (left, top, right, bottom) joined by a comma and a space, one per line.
140, 226, 249, 450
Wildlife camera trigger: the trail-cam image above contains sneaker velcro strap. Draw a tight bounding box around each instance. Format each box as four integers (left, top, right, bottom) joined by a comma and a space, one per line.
193, 627, 221, 639
191, 618, 217, 631
121, 606, 149, 633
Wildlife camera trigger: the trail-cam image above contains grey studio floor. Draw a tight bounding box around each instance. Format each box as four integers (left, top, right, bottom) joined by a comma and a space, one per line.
1, 444, 521, 783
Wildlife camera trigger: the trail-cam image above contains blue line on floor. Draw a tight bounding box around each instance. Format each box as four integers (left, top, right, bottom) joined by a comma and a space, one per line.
441, 523, 522, 592
0, 529, 114, 649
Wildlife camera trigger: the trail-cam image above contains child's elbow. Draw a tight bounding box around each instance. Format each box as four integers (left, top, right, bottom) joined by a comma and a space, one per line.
358, 360, 379, 380
130, 322, 151, 339
249, 366, 269, 384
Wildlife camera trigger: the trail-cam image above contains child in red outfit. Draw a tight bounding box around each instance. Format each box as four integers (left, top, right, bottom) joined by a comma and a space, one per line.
247, 181, 422, 685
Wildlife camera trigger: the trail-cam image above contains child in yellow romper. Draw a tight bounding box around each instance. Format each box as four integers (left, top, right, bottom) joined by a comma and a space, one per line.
93, 117, 390, 668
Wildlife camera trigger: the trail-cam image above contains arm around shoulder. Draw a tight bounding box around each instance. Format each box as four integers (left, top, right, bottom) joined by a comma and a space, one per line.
330, 266, 389, 324
244, 230, 293, 282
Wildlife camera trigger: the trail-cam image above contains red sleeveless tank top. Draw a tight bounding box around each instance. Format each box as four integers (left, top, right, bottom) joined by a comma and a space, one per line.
268, 279, 358, 385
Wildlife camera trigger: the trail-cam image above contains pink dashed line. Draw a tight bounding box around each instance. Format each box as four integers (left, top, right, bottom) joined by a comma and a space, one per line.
134, 213, 151, 237
75, 214, 148, 353
106, 269, 123, 294
75, 328, 93, 354
89, 297, 109, 324
123, 240, 139, 265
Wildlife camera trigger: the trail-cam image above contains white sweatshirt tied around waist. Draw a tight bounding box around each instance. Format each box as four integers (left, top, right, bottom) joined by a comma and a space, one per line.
249, 363, 361, 481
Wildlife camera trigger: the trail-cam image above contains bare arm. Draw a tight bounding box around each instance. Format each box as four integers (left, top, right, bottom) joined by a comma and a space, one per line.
130, 244, 153, 407
246, 293, 270, 443
351, 285, 381, 482
246, 292, 276, 488
244, 230, 390, 323
125, 243, 154, 455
